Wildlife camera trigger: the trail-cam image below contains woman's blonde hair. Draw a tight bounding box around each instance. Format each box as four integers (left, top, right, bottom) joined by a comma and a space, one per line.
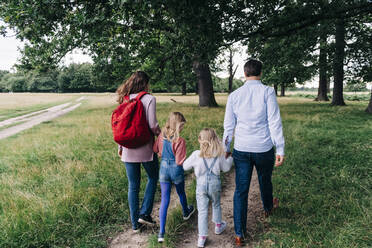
198, 128, 224, 158
116, 71, 150, 104
162, 112, 186, 142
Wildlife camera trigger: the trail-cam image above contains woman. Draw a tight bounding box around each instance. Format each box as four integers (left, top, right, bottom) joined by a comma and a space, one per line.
117, 71, 161, 232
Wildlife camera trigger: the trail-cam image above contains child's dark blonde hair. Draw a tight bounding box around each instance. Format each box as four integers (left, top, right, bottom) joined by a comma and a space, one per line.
162, 112, 186, 142
198, 128, 224, 158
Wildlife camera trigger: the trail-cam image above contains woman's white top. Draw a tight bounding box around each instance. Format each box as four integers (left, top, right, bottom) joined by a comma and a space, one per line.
183, 150, 233, 178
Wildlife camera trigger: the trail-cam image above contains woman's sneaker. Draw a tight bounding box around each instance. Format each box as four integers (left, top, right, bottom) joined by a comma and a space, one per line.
138, 214, 156, 226
183, 205, 195, 220
215, 221, 227, 235
158, 233, 165, 243
132, 222, 144, 233
197, 236, 207, 247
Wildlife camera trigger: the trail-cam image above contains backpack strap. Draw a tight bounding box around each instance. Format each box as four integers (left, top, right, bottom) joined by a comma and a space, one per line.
135, 91, 148, 100
123, 91, 148, 103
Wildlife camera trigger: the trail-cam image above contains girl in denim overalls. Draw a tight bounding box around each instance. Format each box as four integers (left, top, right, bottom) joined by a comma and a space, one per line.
183, 128, 233, 248
153, 112, 195, 243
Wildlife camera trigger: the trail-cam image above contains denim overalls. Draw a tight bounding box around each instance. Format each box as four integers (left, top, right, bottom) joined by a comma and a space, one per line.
158, 138, 189, 236
159, 138, 184, 184
196, 157, 222, 236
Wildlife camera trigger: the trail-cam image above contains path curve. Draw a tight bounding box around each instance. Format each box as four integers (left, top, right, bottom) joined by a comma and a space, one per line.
0, 97, 86, 140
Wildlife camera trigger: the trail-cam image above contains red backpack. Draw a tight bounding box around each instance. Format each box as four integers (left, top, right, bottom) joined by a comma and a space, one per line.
111, 91, 152, 148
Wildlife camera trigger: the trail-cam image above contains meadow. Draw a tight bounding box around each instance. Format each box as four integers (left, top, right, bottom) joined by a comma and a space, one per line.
0, 93, 371, 247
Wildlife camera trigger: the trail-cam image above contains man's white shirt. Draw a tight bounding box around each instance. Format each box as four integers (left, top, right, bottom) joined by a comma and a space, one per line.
223, 80, 285, 156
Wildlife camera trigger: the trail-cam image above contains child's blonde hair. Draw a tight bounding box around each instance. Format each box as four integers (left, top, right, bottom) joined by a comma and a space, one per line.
198, 128, 224, 158
162, 112, 186, 142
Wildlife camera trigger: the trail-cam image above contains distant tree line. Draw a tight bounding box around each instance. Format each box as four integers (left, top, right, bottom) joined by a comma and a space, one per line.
0, 64, 95, 93
0, 64, 244, 93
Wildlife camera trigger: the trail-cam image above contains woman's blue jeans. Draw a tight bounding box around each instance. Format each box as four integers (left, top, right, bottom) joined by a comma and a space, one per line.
124, 153, 159, 230
232, 148, 275, 237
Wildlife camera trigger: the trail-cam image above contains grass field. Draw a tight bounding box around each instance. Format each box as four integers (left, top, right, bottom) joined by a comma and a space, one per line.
0, 93, 371, 247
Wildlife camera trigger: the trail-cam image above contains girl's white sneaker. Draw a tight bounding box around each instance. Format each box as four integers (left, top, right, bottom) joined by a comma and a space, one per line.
197, 236, 207, 247
215, 221, 227, 235
157, 234, 164, 243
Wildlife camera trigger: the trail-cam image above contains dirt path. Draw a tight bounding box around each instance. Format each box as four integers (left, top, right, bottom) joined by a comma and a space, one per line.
179, 169, 263, 248
108, 180, 188, 248
0, 97, 86, 140
108, 169, 264, 248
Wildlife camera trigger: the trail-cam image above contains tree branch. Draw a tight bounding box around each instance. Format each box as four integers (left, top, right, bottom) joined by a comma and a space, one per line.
238, 2, 372, 41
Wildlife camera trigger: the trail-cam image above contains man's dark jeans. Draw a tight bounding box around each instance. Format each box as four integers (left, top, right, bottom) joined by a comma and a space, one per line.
233, 148, 275, 237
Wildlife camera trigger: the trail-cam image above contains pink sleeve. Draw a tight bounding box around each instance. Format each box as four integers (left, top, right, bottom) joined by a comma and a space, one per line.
153, 134, 163, 157
173, 138, 187, 165
153, 136, 160, 154
146, 97, 161, 136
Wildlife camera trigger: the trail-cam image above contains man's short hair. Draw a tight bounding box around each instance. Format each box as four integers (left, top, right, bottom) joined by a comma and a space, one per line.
244, 59, 262, 77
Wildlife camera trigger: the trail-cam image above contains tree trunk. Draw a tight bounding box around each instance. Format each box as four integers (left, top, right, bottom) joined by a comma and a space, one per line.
327, 80, 331, 93
280, 83, 285, 96
181, 81, 186, 95
228, 48, 233, 93
195, 81, 199, 94
274, 84, 278, 96
316, 28, 329, 101
193, 61, 218, 107
228, 76, 233, 93
366, 89, 372, 114
228, 48, 237, 94
331, 18, 346, 106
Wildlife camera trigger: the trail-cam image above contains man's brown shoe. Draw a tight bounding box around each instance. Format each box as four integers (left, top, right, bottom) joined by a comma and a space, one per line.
265, 197, 279, 218
235, 236, 244, 247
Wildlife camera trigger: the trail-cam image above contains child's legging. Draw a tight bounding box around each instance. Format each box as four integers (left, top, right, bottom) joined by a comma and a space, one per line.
159, 181, 189, 235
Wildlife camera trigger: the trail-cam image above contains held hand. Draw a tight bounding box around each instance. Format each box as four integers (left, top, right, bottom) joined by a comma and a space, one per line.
275, 155, 285, 167
225, 152, 232, 159
118, 148, 123, 157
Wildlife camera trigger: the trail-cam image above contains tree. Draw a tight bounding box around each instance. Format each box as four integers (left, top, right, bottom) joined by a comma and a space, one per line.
0, 70, 9, 92
315, 21, 331, 101
227, 46, 239, 94
58, 63, 93, 92
27, 71, 58, 92
0, 73, 27, 92
331, 17, 346, 106
247, 26, 317, 96
366, 89, 372, 114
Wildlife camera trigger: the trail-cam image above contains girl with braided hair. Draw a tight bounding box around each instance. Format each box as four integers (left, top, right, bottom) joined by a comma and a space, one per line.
183, 128, 233, 248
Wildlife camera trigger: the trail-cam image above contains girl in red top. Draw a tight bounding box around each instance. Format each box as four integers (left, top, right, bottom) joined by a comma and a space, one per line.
153, 112, 195, 242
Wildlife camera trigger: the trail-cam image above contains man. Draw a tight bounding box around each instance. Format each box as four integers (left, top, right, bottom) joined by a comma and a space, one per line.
223, 59, 285, 246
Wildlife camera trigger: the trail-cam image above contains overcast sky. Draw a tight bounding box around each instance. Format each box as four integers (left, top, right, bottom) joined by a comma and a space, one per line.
0, 35, 92, 72
0, 32, 22, 71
